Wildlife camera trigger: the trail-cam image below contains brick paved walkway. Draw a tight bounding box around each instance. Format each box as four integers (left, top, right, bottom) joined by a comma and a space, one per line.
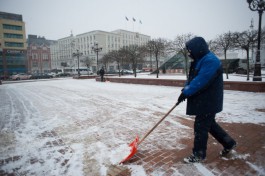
0, 117, 264, 176
107, 117, 265, 176
0, 114, 264, 176
1, 79, 265, 176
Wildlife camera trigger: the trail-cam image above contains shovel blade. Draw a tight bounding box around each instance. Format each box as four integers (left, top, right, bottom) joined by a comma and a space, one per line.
120, 135, 139, 164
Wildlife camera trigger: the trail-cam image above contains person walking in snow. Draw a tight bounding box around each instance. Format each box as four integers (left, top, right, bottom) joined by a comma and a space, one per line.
99, 67, 105, 82
177, 36, 237, 163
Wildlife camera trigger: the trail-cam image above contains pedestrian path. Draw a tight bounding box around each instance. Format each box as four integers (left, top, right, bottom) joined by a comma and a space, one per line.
107, 117, 265, 176
0, 110, 264, 175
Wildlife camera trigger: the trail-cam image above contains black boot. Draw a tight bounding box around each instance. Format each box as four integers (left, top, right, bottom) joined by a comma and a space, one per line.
220, 141, 237, 156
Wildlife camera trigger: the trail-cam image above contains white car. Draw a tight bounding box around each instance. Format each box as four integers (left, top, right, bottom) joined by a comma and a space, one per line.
121, 69, 133, 74
47, 72, 57, 77
11, 73, 31, 80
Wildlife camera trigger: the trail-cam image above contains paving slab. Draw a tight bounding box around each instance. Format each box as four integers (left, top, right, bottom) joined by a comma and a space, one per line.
107, 117, 265, 176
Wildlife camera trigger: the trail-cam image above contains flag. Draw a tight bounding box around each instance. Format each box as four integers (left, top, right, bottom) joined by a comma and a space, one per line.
125, 16, 129, 21
139, 20, 142, 24
133, 17, 136, 22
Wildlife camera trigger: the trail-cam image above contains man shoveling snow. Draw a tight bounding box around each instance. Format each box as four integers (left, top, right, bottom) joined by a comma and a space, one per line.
177, 36, 237, 163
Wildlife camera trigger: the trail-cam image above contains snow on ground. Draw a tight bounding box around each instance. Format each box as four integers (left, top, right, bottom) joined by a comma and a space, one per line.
0, 76, 264, 175
117, 72, 265, 82
115, 73, 265, 124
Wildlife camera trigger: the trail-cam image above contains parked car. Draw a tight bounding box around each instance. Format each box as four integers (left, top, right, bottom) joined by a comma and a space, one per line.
30, 73, 53, 79
235, 67, 247, 75
0, 75, 9, 80
30, 74, 41, 79
55, 72, 71, 77
11, 73, 31, 80
47, 72, 57, 77
120, 69, 133, 75
42, 74, 53, 79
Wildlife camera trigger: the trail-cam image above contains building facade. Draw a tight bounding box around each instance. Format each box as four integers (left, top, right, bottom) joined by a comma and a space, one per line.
50, 29, 151, 73
27, 35, 55, 74
50, 34, 75, 72
50, 41, 59, 71
0, 11, 27, 79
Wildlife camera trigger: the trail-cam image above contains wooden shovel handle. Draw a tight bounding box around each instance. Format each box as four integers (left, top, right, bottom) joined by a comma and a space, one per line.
138, 102, 179, 145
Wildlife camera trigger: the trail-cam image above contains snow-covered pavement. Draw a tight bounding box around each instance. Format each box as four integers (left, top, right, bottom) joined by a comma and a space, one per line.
0, 78, 264, 175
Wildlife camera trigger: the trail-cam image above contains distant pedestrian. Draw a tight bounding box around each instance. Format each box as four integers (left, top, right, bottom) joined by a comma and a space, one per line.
99, 67, 105, 82
177, 36, 236, 163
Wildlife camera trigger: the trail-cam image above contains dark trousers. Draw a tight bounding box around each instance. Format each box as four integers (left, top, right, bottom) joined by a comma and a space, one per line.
193, 114, 236, 158
100, 75, 104, 82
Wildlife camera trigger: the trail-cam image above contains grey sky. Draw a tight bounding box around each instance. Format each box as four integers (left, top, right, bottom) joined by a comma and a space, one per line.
0, 0, 264, 41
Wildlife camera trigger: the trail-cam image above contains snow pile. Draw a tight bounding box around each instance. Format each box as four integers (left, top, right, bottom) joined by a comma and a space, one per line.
221, 150, 250, 161
194, 163, 215, 176
114, 73, 265, 82
128, 165, 147, 176
109, 144, 131, 164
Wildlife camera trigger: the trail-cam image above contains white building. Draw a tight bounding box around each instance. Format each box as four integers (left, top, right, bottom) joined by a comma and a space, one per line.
50, 41, 59, 70
50, 29, 151, 73
50, 34, 76, 72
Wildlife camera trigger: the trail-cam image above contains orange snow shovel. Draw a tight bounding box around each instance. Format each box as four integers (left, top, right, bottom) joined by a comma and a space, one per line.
120, 102, 180, 164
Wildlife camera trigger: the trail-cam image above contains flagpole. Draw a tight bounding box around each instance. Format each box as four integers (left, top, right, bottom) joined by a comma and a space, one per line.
132, 17, 135, 32
138, 20, 141, 34
125, 16, 129, 31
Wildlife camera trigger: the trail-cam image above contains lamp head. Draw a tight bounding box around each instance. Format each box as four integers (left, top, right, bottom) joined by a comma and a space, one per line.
247, 0, 253, 4
259, 0, 265, 8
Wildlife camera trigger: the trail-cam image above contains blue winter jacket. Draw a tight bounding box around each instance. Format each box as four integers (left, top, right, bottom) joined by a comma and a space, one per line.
183, 37, 223, 115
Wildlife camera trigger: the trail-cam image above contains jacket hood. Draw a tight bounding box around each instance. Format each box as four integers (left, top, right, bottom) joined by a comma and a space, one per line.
185, 37, 210, 60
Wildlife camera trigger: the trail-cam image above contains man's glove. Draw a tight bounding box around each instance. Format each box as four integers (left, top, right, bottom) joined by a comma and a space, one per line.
177, 93, 186, 104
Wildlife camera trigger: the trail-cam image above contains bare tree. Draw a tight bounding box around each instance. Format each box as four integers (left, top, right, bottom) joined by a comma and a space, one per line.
108, 50, 126, 77
147, 38, 169, 78
118, 47, 130, 73
233, 30, 258, 80
81, 56, 93, 75
125, 45, 146, 77
207, 39, 219, 54
145, 41, 155, 72
215, 32, 233, 79
170, 33, 194, 78
101, 53, 113, 73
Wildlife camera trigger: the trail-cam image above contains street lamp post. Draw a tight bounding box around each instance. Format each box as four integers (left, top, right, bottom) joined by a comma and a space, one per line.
250, 18, 254, 62
72, 49, 83, 77
92, 42, 102, 74
247, 0, 265, 81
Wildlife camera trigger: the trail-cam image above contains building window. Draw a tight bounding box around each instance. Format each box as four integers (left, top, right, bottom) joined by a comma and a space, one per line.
3, 24, 22, 31
33, 61, 38, 67
33, 54, 38, 60
4, 33, 23, 39
43, 54, 49, 60
5, 42, 24, 48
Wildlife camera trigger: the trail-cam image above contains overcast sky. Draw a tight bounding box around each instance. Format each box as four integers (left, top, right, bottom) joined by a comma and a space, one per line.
0, 0, 264, 41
